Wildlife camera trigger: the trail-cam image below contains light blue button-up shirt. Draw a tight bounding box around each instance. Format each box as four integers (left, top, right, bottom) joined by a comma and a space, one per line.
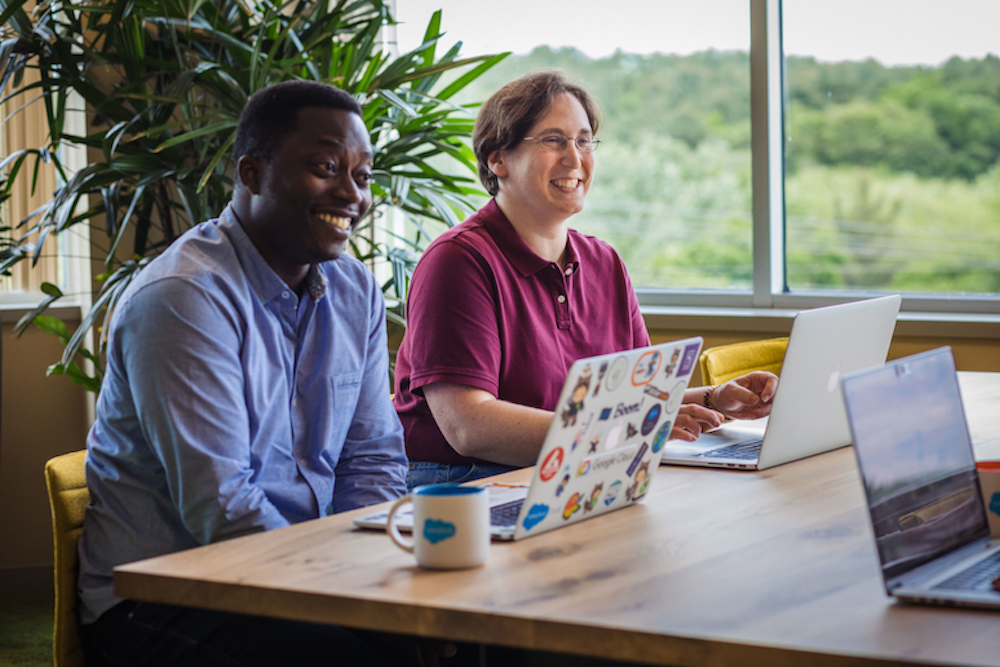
78, 206, 407, 623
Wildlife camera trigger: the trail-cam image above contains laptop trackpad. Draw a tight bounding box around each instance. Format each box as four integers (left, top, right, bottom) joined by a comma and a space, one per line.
660, 418, 768, 456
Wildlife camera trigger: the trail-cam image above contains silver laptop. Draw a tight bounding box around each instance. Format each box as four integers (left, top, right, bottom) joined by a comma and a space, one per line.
842, 347, 1000, 610
355, 337, 703, 540
659, 295, 901, 470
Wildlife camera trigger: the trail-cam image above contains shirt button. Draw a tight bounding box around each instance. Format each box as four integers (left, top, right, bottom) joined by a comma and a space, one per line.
298, 457, 309, 469
557, 294, 566, 304
281, 291, 291, 299
565, 266, 573, 276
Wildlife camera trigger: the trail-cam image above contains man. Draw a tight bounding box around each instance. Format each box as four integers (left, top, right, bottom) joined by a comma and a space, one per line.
78, 81, 409, 666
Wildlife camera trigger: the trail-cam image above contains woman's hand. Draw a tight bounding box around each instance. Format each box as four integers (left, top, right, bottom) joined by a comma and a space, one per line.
710, 371, 779, 420
670, 404, 724, 441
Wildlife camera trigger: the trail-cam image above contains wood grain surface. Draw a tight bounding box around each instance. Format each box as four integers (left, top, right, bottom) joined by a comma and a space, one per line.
115, 373, 1000, 667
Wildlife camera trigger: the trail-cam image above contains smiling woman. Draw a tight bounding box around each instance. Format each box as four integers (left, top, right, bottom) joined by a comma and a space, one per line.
392, 70, 777, 491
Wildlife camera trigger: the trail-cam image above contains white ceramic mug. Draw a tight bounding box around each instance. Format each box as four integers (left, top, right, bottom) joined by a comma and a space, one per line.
387, 484, 490, 569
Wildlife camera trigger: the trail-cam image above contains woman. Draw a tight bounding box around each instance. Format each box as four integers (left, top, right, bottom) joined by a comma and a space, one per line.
394, 70, 776, 489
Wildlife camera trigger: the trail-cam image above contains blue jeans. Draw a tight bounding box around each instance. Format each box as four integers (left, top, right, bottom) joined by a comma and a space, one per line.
406, 461, 516, 491
82, 600, 397, 667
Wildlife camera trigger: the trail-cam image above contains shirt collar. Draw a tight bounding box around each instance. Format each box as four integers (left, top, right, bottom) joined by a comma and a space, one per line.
222, 205, 328, 304
480, 199, 579, 277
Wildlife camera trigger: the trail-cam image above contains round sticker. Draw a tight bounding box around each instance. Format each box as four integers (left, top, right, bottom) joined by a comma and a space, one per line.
651, 421, 672, 453
631, 350, 663, 386
604, 356, 628, 393
666, 380, 686, 413
641, 403, 662, 436
539, 447, 564, 482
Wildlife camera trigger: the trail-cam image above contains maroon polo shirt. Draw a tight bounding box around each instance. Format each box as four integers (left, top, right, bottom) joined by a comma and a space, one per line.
393, 199, 650, 465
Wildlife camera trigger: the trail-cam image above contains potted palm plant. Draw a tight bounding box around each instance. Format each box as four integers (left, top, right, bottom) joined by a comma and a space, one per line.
0, 0, 504, 390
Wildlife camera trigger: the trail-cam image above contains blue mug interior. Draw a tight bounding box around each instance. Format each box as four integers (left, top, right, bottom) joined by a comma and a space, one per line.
413, 484, 486, 497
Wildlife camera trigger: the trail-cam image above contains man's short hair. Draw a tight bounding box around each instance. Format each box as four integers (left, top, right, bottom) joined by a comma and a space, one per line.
473, 69, 601, 196
234, 81, 363, 165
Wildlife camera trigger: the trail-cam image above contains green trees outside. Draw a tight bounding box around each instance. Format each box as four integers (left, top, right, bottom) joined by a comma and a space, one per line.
456, 48, 1000, 295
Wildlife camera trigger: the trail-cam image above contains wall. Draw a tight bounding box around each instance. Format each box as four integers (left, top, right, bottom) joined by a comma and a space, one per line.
0, 315, 90, 604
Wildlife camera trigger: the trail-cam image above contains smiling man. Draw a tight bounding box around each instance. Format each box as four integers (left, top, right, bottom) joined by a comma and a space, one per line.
77, 81, 409, 666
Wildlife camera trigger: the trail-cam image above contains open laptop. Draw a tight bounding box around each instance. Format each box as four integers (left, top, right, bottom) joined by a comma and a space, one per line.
842, 346, 1000, 610
355, 337, 703, 541
659, 295, 902, 470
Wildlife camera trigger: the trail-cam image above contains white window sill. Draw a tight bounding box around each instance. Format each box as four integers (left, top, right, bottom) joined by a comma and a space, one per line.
0, 301, 83, 324
642, 305, 1000, 339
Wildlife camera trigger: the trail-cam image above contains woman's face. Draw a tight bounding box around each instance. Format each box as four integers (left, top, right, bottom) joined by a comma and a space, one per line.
489, 92, 595, 227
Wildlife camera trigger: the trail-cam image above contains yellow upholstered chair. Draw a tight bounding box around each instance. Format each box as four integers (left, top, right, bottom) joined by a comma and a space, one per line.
44, 449, 90, 667
698, 337, 789, 386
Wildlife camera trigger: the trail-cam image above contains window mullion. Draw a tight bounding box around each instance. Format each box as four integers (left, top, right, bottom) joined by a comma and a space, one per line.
750, 0, 786, 306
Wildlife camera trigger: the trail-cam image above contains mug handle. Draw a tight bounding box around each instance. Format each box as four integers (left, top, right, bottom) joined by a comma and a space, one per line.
387, 494, 415, 553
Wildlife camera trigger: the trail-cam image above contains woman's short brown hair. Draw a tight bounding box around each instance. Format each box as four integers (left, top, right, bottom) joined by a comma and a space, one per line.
473, 69, 601, 196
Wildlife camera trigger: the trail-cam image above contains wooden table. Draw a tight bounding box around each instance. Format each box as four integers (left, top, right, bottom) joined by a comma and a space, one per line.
116, 373, 1000, 667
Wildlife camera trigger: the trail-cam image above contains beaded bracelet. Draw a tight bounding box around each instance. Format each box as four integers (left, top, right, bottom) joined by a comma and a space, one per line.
703, 386, 717, 410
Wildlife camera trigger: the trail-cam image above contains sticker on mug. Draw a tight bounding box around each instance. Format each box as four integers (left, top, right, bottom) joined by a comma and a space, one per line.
422, 519, 456, 544
631, 350, 662, 386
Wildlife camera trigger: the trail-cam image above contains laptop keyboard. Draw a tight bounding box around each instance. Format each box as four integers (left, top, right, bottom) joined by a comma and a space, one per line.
491, 499, 525, 527
932, 551, 1000, 592
693, 438, 764, 460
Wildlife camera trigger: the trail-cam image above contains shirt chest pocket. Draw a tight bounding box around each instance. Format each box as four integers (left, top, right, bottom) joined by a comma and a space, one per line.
329, 371, 364, 421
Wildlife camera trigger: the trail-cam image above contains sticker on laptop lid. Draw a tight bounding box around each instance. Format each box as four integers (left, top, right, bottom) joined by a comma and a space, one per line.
632, 350, 662, 386
593, 361, 609, 396
560, 367, 591, 428
676, 343, 701, 377
604, 356, 628, 393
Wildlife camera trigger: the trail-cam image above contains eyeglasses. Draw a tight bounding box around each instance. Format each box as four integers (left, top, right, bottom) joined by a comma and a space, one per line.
522, 135, 601, 153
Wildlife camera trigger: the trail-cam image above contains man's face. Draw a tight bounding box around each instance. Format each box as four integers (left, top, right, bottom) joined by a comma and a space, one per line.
245, 107, 374, 270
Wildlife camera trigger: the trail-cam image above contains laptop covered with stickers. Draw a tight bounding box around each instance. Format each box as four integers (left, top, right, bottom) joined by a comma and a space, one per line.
354, 337, 703, 541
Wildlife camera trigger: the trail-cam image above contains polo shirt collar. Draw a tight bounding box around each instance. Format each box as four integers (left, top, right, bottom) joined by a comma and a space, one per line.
481, 199, 580, 277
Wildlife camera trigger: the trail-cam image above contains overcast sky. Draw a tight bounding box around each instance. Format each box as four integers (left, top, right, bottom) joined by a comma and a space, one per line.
392, 0, 1000, 67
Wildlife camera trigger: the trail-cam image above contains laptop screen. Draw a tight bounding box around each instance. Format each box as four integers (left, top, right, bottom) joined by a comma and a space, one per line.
842, 347, 989, 582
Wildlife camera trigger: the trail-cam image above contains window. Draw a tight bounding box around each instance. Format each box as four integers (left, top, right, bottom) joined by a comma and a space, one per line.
394, 0, 1000, 316
1, 79, 91, 308
783, 0, 1000, 301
